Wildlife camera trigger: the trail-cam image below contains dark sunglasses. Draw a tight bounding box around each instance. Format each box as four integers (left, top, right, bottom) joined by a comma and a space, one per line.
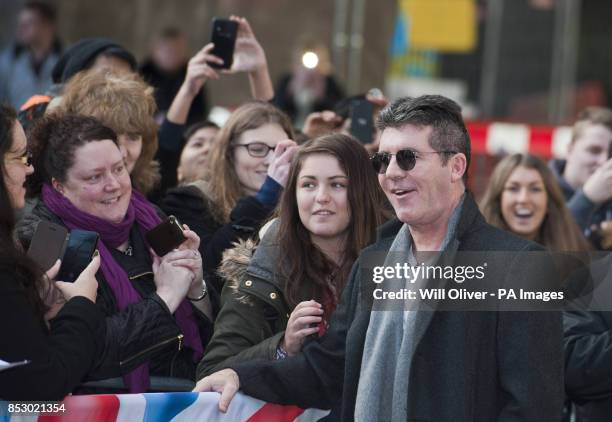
371, 149, 457, 174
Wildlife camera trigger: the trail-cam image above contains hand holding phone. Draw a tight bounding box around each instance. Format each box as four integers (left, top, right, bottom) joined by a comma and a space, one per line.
146, 216, 188, 257
209, 18, 238, 69
55, 251, 100, 303
222, 16, 267, 75
183, 43, 223, 94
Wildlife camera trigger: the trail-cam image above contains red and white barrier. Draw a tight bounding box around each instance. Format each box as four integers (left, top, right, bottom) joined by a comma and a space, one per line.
466, 122, 572, 159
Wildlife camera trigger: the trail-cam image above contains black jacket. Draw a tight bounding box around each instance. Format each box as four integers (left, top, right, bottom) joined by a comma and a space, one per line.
161, 182, 275, 301
16, 199, 213, 384
148, 119, 187, 205
230, 194, 564, 421
564, 254, 612, 422
0, 265, 109, 400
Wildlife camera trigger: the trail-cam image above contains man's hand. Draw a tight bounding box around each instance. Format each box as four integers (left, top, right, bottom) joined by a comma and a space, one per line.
583, 159, 612, 204
193, 369, 240, 413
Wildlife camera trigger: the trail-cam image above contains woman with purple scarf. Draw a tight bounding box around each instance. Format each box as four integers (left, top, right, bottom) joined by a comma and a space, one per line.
17, 114, 213, 393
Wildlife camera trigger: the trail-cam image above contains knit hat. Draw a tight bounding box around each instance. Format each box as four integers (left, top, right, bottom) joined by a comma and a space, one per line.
51, 38, 137, 83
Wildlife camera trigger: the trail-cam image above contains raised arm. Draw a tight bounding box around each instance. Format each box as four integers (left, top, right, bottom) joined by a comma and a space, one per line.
166, 44, 222, 125
224, 16, 274, 101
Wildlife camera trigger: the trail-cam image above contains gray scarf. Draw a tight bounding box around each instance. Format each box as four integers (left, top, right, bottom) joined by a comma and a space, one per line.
354, 195, 464, 421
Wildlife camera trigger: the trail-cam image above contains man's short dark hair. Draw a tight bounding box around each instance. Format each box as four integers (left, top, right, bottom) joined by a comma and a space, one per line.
23, 1, 57, 24
376, 95, 471, 183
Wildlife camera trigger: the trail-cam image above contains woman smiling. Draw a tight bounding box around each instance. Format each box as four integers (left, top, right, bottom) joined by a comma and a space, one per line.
197, 134, 388, 378
17, 114, 212, 393
162, 102, 298, 301
0, 105, 105, 400
480, 153, 589, 251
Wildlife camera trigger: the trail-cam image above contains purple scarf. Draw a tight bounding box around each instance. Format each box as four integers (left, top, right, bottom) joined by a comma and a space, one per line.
42, 184, 204, 392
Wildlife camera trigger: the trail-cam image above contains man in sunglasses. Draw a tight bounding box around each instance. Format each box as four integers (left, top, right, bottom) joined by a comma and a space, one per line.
195, 95, 563, 421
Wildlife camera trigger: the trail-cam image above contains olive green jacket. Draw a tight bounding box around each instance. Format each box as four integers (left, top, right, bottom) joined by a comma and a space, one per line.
197, 225, 304, 379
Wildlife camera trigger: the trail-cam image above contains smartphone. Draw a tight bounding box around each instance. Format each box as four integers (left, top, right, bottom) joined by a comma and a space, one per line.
146, 215, 187, 257
608, 139, 612, 160
56, 230, 99, 283
27, 221, 69, 272
209, 18, 238, 69
349, 99, 374, 144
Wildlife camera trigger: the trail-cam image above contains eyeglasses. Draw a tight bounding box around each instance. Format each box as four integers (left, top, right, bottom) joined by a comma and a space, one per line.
234, 142, 276, 158
371, 149, 457, 174
8, 149, 33, 167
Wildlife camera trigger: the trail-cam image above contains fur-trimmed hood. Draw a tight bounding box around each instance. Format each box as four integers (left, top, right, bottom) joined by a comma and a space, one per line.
217, 219, 285, 305
217, 238, 257, 295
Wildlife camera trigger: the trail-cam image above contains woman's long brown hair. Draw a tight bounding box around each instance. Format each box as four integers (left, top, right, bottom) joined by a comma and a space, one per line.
480, 153, 591, 252
277, 134, 388, 315
205, 102, 295, 222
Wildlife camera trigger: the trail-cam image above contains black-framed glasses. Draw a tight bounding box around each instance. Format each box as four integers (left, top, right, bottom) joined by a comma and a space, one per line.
234, 142, 276, 158
9, 149, 33, 167
371, 149, 457, 174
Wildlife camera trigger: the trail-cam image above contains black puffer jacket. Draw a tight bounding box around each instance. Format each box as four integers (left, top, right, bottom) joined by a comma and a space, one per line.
16, 198, 213, 384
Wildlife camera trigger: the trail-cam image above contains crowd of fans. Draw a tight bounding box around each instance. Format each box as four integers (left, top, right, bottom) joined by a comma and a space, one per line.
2, 2, 612, 422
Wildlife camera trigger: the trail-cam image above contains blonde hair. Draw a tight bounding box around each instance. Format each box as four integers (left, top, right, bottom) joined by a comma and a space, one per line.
571, 107, 612, 144
205, 101, 294, 222
58, 69, 160, 194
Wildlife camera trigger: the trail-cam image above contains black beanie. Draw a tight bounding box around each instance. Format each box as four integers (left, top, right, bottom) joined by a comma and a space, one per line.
51, 38, 137, 83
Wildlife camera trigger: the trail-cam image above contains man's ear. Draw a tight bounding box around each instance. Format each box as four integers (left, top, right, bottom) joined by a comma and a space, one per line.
450, 153, 467, 183
51, 178, 64, 194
